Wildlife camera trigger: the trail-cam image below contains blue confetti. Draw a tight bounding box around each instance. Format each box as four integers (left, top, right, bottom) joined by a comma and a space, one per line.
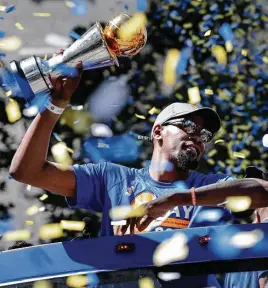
71, 0, 88, 16
176, 47, 192, 74
5, 5, 16, 13
219, 23, 234, 42
137, 0, 147, 12
0, 31, 5, 38
68, 31, 81, 40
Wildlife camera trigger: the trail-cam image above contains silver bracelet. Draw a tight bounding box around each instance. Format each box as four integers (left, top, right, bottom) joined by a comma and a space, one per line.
45, 100, 65, 115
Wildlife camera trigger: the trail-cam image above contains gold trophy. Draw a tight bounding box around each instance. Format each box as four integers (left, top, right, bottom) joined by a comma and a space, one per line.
10, 14, 147, 101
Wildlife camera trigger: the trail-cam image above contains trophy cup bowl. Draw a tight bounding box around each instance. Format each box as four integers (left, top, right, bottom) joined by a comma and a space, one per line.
10, 13, 147, 102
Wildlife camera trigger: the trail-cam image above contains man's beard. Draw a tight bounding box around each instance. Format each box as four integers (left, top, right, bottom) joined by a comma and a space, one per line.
175, 149, 199, 172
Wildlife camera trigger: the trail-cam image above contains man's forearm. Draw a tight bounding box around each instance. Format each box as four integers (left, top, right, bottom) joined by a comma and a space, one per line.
172, 178, 268, 208
9, 108, 60, 181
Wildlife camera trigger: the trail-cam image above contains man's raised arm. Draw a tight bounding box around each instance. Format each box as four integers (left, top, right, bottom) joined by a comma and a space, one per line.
9, 62, 83, 198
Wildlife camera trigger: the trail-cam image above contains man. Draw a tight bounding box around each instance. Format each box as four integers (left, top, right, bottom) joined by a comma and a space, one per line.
9, 64, 268, 287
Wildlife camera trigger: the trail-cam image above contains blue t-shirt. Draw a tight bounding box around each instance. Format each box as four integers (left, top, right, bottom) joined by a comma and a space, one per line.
223, 271, 267, 288
66, 162, 235, 287
67, 162, 234, 236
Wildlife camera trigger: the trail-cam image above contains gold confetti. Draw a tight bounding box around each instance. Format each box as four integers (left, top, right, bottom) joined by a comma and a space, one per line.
65, 1, 76, 8
109, 205, 147, 221
33, 280, 52, 288
66, 147, 74, 154
214, 139, 224, 144
125, 205, 147, 218
118, 12, 147, 40
5, 99, 22, 123
148, 107, 160, 115
153, 232, 189, 266
225, 40, 233, 52
25, 220, 34, 226
263, 56, 268, 64
241, 49, 248, 56
39, 223, 63, 240
188, 86, 201, 104
135, 113, 146, 119
109, 205, 132, 220
33, 13, 51, 17
3, 230, 31, 241
204, 89, 214, 95
225, 196, 252, 212
163, 49, 180, 86
230, 230, 263, 249
204, 30, 212, 36
60, 220, 85, 231
0, 36, 22, 51
233, 151, 246, 159
66, 275, 88, 288
138, 277, 154, 288
211, 45, 227, 65
15, 22, 24, 30
27, 205, 39, 216
51, 142, 73, 165
39, 194, 48, 201
0, 5, 6, 11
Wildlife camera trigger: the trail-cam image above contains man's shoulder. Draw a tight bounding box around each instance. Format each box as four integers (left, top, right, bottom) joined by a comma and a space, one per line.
191, 170, 235, 186
97, 162, 145, 180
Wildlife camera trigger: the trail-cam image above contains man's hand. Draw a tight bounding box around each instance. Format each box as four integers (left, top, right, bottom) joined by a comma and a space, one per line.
49, 52, 83, 108
118, 193, 176, 236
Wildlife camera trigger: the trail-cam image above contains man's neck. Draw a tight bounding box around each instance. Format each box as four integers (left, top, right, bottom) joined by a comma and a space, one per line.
148, 158, 189, 183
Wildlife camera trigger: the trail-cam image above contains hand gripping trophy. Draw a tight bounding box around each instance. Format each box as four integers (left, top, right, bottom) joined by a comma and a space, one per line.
10, 14, 147, 101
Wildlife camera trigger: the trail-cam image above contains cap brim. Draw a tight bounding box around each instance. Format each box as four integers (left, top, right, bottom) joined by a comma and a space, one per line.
184, 108, 221, 133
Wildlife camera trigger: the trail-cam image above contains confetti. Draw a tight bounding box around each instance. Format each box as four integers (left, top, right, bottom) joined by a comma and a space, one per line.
60, 220, 85, 231
26, 205, 39, 216
211, 45, 227, 65
233, 151, 246, 159
51, 142, 73, 165
5, 5, 16, 13
137, 0, 147, 12
0, 36, 22, 51
3, 230, 31, 241
66, 275, 88, 288
39, 223, 63, 240
262, 134, 268, 147
153, 232, 189, 266
15, 22, 24, 30
157, 272, 181, 281
33, 280, 52, 288
39, 194, 48, 201
5, 99, 22, 123
188, 86, 201, 104
163, 49, 180, 86
33, 13, 51, 17
135, 113, 146, 119
230, 229, 264, 249
225, 196, 252, 212
138, 277, 154, 288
